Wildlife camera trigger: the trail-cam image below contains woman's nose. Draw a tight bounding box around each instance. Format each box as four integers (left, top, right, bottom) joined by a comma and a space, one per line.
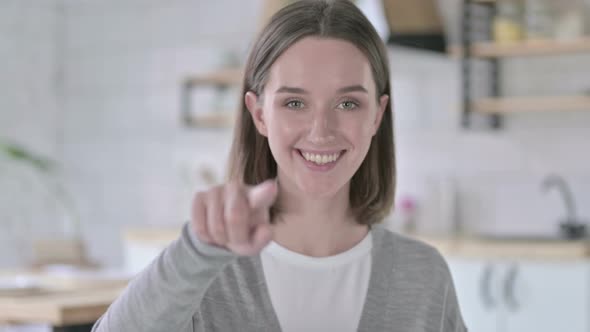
307, 110, 336, 144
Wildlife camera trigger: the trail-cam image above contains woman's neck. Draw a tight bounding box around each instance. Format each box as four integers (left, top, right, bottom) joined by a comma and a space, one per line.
271, 178, 369, 257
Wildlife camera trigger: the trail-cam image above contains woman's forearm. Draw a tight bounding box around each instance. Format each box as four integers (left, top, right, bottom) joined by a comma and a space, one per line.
92, 222, 237, 332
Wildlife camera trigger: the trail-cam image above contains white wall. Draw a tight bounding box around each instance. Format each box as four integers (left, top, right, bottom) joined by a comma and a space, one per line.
58, 0, 263, 266
1, 0, 589, 268
389, 48, 590, 237
0, 0, 62, 268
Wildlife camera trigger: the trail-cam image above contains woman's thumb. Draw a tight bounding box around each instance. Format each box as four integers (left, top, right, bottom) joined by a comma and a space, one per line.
247, 179, 278, 210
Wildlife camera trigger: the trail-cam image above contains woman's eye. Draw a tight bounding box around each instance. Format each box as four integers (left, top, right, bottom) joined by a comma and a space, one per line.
338, 100, 358, 110
285, 100, 304, 109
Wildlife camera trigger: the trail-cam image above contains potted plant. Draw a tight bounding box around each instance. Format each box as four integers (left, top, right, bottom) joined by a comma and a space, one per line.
0, 139, 91, 268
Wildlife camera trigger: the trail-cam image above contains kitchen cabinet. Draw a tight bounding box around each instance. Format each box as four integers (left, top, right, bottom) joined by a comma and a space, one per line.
504, 261, 589, 332
448, 258, 498, 332
448, 257, 590, 332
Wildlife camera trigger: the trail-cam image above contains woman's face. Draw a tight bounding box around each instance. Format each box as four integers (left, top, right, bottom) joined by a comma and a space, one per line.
246, 37, 388, 197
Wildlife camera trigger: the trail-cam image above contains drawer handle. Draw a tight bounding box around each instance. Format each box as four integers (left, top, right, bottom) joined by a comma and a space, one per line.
480, 263, 496, 309
503, 264, 520, 312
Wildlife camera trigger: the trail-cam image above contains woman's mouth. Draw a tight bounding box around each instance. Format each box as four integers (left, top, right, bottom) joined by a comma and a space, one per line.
295, 149, 346, 171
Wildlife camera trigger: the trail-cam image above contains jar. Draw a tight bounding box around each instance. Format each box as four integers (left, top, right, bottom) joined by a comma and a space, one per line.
493, 0, 525, 43
524, 0, 555, 41
553, 0, 585, 40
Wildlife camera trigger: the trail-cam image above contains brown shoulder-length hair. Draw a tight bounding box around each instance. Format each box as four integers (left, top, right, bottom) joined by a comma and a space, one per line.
227, 0, 395, 225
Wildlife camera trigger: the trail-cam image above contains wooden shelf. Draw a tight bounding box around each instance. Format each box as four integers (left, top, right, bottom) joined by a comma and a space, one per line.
181, 67, 242, 129
474, 38, 590, 58
473, 95, 590, 114
450, 38, 590, 58
185, 112, 235, 128
184, 68, 243, 86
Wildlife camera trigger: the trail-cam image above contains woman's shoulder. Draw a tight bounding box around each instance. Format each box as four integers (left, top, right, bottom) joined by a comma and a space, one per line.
371, 226, 451, 277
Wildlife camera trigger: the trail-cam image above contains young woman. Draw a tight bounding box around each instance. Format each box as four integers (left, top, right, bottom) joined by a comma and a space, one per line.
93, 1, 466, 331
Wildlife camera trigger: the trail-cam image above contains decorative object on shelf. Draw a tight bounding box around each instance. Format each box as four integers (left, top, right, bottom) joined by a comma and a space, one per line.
553, 0, 587, 41
493, 0, 525, 43
398, 195, 418, 234
523, 0, 555, 40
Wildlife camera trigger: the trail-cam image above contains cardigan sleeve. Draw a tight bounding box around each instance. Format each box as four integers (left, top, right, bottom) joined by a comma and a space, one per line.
92, 222, 237, 332
441, 277, 468, 332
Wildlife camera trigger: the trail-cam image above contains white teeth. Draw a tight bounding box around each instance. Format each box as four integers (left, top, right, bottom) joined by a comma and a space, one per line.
301, 151, 342, 165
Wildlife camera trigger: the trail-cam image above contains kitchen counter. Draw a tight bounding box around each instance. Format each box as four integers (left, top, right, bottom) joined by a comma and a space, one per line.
415, 234, 590, 260
124, 226, 590, 260
122, 226, 182, 246
0, 269, 128, 330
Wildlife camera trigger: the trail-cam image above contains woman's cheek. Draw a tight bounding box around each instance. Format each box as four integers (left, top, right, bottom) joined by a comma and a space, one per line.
267, 116, 297, 155
343, 117, 371, 140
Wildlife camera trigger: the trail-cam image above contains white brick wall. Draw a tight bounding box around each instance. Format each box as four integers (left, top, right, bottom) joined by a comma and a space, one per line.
58, 0, 260, 266
2, 0, 589, 268
389, 47, 590, 236
0, 0, 61, 268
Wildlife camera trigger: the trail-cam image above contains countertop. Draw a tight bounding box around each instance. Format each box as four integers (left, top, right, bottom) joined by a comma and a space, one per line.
124, 226, 590, 260
0, 269, 128, 326
123, 226, 182, 246
415, 234, 590, 260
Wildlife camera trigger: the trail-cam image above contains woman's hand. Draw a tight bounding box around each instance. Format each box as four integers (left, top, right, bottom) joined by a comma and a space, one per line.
191, 179, 278, 256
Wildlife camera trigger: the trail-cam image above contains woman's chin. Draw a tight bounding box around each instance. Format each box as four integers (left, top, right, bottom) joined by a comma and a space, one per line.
296, 179, 345, 198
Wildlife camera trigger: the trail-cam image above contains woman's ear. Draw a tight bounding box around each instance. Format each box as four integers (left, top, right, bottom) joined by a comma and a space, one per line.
245, 91, 268, 137
373, 94, 389, 135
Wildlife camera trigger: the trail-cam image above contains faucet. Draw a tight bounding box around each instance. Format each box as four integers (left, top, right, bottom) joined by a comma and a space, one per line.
541, 174, 587, 239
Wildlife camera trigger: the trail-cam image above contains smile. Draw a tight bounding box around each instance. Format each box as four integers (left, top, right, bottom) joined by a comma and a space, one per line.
296, 149, 346, 167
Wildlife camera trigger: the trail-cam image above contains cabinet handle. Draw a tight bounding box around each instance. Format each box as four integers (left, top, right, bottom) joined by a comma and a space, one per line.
503, 263, 520, 312
479, 263, 496, 309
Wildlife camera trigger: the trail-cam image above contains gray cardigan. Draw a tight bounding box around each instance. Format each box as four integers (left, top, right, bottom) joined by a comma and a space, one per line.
92, 223, 467, 331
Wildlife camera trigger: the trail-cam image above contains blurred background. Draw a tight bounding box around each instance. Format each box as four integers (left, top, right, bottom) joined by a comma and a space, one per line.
1, 0, 590, 331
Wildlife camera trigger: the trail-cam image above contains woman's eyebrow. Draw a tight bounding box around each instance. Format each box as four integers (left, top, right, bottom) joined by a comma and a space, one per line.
276, 86, 308, 94
275, 85, 368, 94
337, 85, 368, 94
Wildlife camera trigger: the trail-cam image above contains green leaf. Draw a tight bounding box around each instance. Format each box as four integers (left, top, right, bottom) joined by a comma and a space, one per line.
0, 140, 57, 173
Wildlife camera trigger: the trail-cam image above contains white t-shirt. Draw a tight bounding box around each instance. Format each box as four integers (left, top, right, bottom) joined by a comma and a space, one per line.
260, 232, 373, 332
